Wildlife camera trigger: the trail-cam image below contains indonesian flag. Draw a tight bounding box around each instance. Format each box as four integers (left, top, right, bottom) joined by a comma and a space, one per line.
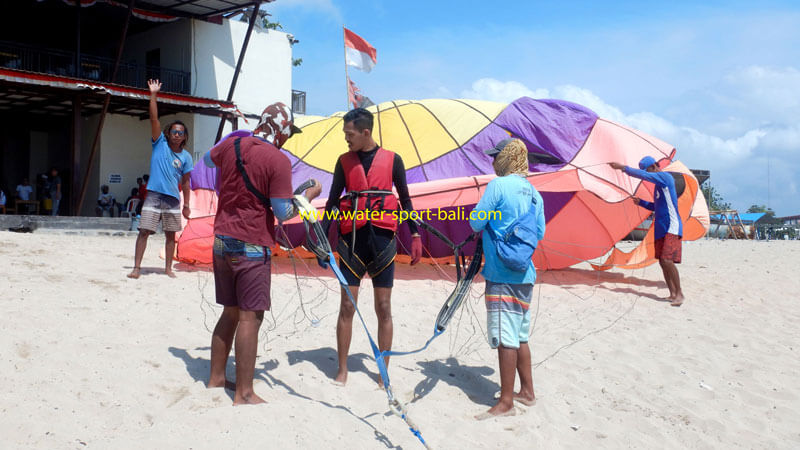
344, 28, 377, 73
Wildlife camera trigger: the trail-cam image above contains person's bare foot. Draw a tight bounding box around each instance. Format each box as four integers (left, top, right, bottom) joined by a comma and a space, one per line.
332, 370, 347, 386
513, 391, 536, 406
670, 293, 685, 307
475, 403, 516, 420
165, 268, 177, 278
127, 268, 141, 279
233, 392, 266, 405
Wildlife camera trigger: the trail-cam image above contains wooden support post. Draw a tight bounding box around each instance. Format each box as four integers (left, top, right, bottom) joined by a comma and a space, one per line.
75, 0, 135, 214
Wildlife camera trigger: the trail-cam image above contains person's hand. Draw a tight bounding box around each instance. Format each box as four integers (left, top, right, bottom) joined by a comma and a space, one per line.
182, 204, 191, 219
609, 162, 625, 170
410, 234, 422, 265
147, 79, 162, 94
632, 197, 641, 205
304, 179, 323, 201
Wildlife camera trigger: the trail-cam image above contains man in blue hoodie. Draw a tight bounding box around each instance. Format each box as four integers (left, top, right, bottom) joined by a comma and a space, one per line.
610, 156, 684, 306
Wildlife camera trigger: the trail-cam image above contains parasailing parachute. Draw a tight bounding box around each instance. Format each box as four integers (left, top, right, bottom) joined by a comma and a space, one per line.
177, 97, 709, 270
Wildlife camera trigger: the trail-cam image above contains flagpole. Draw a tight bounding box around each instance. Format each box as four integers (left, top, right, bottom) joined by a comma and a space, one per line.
343, 26, 351, 111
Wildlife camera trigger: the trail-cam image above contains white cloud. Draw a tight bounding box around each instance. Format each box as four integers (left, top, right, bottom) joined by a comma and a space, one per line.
461, 77, 799, 214
723, 66, 800, 114
460, 78, 548, 103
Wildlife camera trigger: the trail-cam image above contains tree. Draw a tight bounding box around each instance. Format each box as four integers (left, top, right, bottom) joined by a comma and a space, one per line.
747, 204, 778, 218
702, 185, 731, 211
262, 18, 283, 30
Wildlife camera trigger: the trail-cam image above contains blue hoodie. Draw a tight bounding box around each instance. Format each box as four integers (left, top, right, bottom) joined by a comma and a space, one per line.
623, 167, 683, 240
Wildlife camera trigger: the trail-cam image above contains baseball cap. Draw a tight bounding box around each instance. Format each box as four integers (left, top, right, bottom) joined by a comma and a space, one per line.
638, 156, 657, 170
256, 102, 302, 137
484, 138, 513, 158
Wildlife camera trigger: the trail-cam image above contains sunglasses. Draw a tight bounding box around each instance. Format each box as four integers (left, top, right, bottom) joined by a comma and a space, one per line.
170, 130, 185, 136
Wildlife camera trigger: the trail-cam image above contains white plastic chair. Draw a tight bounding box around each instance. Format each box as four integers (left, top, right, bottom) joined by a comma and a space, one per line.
120, 198, 140, 218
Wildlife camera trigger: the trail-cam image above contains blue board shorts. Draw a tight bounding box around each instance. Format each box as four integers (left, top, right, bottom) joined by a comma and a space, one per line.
485, 281, 533, 349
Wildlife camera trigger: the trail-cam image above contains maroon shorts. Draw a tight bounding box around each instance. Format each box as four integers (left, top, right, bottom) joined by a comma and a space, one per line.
212, 236, 271, 311
654, 233, 682, 263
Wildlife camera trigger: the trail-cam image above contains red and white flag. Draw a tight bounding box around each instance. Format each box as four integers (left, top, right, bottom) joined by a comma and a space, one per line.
348, 77, 374, 109
344, 27, 377, 73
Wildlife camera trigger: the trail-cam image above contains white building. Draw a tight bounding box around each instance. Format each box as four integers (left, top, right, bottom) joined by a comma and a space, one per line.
0, 1, 298, 216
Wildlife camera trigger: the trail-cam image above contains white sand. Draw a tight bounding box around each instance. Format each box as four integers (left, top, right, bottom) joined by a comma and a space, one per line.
1, 232, 799, 449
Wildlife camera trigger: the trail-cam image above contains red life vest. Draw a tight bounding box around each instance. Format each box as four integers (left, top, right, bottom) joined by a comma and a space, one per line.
338, 148, 399, 234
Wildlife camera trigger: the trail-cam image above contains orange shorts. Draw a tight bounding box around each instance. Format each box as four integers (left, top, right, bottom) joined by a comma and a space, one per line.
654, 233, 682, 263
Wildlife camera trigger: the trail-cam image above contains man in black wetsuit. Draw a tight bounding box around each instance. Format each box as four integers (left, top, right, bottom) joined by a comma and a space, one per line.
325, 108, 422, 386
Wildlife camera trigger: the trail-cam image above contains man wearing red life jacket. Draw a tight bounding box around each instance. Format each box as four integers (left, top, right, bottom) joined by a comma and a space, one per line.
324, 108, 422, 386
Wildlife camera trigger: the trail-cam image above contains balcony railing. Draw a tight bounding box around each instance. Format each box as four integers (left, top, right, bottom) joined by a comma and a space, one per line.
0, 40, 190, 95
292, 89, 306, 115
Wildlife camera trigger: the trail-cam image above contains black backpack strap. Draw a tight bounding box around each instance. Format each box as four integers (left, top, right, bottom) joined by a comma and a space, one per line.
234, 137, 271, 208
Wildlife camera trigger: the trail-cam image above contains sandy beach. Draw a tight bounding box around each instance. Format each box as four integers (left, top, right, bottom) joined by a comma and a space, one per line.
1, 231, 799, 449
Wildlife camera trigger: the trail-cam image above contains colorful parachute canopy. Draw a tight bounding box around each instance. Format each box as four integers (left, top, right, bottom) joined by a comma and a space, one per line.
177, 98, 709, 270
282, 97, 708, 269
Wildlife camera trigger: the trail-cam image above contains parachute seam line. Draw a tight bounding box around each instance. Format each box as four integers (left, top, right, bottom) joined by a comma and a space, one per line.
290, 116, 344, 169
391, 100, 429, 181
408, 100, 483, 173
375, 101, 383, 148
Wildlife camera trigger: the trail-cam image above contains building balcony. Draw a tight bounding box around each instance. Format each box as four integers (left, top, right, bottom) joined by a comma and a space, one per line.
0, 40, 190, 95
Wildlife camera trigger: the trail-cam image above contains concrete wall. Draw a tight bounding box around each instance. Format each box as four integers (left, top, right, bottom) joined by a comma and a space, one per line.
90, 112, 194, 216
191, 18, 292, 111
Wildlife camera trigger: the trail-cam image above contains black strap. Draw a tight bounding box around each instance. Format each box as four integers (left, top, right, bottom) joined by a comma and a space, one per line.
234, 137, 271, 208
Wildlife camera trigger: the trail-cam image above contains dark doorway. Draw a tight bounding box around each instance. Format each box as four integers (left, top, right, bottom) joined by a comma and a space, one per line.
146, 48, 161, 81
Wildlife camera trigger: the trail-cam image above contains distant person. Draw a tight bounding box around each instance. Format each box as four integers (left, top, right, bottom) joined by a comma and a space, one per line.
16, 178, 33, 201
469, 138, 545, 420
127, 79, 193, 279
96, 185, 116, 217
138, 175, 149, 202
124, 188, 139, 208
0, 187, 6, 213
47, 168, 62, 216
16, 178, 34, 214
610, 157, 685, 306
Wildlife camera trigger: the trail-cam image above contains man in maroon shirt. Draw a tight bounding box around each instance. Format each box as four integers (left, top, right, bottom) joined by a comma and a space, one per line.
203, 102, 321, 405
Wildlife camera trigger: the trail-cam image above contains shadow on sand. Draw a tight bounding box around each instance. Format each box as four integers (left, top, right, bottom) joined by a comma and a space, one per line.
411, 357, 497, 407
168, 346, 399, 448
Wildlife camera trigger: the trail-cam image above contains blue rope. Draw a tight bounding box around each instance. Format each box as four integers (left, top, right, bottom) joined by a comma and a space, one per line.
326, 251, 430, 447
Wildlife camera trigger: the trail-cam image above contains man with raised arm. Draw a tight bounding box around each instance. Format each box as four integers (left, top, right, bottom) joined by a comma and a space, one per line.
127, 79, 193, 279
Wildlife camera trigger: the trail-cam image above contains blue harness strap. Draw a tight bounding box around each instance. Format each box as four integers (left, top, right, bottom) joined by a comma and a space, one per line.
326, 252, 429, 448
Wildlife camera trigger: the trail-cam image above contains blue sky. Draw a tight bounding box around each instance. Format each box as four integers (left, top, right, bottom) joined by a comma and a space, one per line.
265, 0, 800, 216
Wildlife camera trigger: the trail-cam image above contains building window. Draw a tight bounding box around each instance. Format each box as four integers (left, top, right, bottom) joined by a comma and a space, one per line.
292, 90, 306, 115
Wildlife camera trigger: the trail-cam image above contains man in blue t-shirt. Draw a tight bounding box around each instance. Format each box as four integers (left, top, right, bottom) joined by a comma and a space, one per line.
127, 79, 194, 279
610, 156, 685, 306
470, 138, 546, 419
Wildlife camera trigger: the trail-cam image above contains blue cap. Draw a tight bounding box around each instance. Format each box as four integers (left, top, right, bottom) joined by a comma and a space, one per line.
638, 156, 657, 170
484, 138, 513, 157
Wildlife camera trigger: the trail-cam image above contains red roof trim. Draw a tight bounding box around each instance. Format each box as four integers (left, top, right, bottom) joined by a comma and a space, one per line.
0, 68, 236, 111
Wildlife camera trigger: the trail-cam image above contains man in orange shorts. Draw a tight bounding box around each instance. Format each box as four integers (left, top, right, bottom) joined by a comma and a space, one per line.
611, 156, 685, 306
